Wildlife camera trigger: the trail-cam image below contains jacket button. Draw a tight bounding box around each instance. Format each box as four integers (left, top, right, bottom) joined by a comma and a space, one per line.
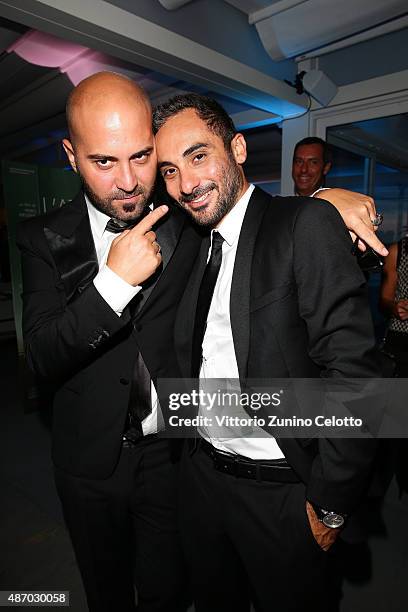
120, 378, 129, 385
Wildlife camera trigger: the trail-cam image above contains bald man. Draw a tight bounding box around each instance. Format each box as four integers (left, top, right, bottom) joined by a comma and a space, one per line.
17, 72, 201, 612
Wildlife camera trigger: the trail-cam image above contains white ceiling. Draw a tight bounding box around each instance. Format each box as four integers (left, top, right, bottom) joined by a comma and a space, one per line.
0, 20, 281, 162
0, 0, 407, 168
159, 0, 408, 60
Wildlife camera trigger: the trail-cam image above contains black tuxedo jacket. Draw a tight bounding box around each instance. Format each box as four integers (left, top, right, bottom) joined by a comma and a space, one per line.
17, 192, 201, 479
175, 187, 381, 514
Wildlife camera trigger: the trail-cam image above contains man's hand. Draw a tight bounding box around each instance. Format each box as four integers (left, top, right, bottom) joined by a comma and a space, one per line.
394, 299, 408, 321
305, 501, 340, 551
314, 188, 388, 257
107, 205, 168, 286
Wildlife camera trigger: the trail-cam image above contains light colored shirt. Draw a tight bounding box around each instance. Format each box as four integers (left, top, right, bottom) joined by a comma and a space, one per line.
198, 184, 284, 460
86, 196, 159, 435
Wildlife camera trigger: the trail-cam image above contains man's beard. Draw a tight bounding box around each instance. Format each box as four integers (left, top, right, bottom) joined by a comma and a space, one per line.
178, 155, 243, 228
78, 169, 152, 222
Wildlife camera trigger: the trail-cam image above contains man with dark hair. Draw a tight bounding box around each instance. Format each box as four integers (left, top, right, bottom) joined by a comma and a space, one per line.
155, 96, 387, 255
292, 136, 333, 196
153, 93, 381, 612
153, 93, 236, 148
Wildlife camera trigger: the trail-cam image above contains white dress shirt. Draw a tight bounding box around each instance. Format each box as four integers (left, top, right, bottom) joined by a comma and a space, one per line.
198, 185, 284, 459
86, 196, 159, 435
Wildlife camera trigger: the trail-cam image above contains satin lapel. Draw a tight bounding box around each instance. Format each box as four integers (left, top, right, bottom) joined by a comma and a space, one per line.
131, 207, 185, 318
176, 233, 211, 377
230, 187, 270, 382
43, 194, 98, 303
155, 206, 183, 272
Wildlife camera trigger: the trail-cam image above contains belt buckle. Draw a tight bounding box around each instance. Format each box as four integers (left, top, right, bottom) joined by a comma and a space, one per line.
214, 451, 240, 478
239, 459, 258, 481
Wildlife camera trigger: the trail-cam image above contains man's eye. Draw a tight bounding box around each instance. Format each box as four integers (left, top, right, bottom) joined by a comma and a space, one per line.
134, 153, 148, 162
194, 153, 205, 162
96, 159, 113, 169
162, 168, 176, 178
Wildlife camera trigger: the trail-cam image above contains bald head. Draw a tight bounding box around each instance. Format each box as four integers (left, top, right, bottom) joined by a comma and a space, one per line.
66, 71, 151, 143
62, 71, 157, 223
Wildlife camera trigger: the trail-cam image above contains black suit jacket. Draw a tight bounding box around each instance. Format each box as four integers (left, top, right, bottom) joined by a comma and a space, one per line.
17, 192, 201, 479
175, 187, 381, 514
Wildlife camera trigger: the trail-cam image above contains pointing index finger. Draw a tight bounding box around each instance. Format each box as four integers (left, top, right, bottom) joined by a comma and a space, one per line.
132, 205, 169, 235
353, 220, 388, 256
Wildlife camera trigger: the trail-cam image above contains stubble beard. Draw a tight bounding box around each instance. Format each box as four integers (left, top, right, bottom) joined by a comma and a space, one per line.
77, 167, 152, 222
178, 155, 243, 228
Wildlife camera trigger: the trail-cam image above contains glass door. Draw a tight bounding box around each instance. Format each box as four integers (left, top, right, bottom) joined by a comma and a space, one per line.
327, 115, 408, 338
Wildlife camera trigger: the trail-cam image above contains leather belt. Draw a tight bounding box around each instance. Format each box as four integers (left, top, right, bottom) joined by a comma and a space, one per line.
199, 438, 300, 483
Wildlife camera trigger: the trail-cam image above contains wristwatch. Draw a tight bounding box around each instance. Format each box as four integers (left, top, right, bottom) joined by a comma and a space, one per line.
311, 504, 347, 529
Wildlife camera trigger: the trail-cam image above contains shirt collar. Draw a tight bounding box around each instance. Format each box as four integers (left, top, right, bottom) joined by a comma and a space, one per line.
85, 194, 111, 240
214, 184, 255, 247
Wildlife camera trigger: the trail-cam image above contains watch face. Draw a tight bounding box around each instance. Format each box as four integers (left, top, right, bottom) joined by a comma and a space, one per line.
322, 513, 345, 529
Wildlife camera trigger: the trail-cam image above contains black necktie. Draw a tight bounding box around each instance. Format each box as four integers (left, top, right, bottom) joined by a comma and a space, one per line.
104, 215, 152, 441
105, 218, 135, 233
124, 349, 152, 442
191, 231, 224, 378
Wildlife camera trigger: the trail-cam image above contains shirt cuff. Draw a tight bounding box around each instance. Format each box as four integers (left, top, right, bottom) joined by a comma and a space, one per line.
93, 265, 141, 316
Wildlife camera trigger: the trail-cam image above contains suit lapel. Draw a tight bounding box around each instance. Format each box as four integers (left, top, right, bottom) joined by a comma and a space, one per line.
43, 195, 187, 319
230, 187, 269, 381
175, 233, 211, 377
131, 206, 186, 318
43, 193, 98, 303
155, 205, 182, 272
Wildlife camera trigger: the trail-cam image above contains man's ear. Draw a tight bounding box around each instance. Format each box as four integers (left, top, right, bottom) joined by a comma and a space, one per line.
62, 139, 78, 173
230, 133, 247, 165
323, 161, 332, 176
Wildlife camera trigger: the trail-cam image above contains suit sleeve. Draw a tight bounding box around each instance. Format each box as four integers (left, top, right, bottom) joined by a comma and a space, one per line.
17, 222, 131, 383
292, 198, 381, 513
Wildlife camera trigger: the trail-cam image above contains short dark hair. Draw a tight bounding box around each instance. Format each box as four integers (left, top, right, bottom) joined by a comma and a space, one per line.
293, 137, 332, 165
152, 93, 236, 149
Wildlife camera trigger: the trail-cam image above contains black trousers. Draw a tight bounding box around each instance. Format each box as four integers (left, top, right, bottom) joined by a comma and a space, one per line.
55, 437, 189, 612
179, 443, 331, 612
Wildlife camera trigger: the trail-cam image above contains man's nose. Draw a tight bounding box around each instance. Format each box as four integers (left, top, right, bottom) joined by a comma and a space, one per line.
116, 163, 138, 193
179, 168, 200, 196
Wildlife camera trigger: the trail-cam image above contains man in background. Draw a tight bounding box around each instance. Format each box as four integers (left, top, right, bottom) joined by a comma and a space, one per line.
292, 136, 332, 197
292, 136, 385, 269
